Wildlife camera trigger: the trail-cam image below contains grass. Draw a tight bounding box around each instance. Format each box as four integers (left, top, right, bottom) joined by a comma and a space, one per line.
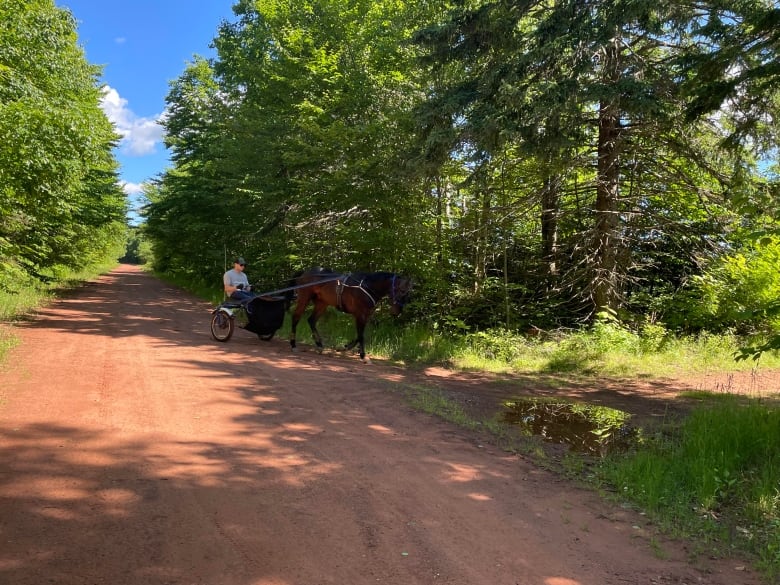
0, 327, 19, 364
330, 316, 780, 379
599, 396, 780, 579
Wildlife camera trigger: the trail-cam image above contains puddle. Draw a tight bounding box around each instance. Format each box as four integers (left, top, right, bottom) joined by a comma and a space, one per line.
503, 398, 639, 456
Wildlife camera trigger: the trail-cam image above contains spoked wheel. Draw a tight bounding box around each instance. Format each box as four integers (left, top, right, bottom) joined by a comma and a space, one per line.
210, 311, 235, 342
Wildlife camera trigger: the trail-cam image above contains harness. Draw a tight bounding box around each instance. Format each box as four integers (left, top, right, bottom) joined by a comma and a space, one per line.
336, 273, 407, 310
336, 274, 377, 310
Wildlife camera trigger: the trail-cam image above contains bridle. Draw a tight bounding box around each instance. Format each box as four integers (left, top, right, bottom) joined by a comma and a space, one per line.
390, 274, 409, 308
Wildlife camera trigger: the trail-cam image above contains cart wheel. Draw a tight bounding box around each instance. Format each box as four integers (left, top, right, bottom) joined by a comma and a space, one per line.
210, 311, 234, 342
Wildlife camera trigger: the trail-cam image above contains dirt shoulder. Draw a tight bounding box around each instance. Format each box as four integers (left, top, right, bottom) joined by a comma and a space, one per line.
0, 264, 769, 585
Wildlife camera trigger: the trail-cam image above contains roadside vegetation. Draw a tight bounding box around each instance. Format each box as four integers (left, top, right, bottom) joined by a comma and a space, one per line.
602, 397, 780, 579
0, 1, 128, 362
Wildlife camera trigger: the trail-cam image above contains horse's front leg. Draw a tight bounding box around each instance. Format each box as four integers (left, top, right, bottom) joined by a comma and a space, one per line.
345, 317, 368, 363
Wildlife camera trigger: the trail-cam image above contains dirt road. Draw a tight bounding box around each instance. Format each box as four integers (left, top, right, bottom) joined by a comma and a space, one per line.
0, 265, 764, 585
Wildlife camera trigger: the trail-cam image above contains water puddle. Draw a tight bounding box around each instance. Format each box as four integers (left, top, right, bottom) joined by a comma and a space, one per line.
503, 398, 639, 456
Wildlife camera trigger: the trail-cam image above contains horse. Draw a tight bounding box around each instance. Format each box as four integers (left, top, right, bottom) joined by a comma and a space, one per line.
288, 267, 412, 362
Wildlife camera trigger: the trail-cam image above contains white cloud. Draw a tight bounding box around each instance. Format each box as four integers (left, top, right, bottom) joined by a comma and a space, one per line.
120, 181, 145, 196
120, 181, 147, 225
100, 86, 164, 156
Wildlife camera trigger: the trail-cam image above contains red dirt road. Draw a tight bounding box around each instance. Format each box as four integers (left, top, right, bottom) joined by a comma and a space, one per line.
0, 265, 765, 585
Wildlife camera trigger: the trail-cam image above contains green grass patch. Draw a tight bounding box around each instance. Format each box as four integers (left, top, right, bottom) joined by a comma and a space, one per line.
599, 397, 780, 579
404, 384, 479, 429
396, 323, 780, 380
0, 258, 120, 321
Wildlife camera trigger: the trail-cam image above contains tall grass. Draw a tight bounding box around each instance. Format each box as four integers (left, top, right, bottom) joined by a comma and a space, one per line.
0, 278, 48, 321
600, 398, 780, 578
369, 318, 780, 377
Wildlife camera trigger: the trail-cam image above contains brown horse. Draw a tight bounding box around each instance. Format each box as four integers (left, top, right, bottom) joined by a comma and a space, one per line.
288, 267, 412, 362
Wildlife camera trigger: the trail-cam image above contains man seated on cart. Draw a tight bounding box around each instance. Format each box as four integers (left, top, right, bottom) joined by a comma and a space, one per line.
223, 257, 255, 303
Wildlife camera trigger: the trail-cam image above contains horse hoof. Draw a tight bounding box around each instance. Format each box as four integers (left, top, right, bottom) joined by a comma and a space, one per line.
291, 346, 299, 353
362, 356, 372, 364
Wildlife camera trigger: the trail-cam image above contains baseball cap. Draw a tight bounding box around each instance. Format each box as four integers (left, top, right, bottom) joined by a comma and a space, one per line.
235, 257, 246, 265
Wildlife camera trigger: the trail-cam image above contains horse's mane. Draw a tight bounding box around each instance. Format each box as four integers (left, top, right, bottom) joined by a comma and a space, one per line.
350, 271, 395, 282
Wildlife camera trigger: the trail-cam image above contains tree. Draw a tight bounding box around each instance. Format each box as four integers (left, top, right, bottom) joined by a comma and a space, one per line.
0, 0, 126, 287
412, 0, 742, 321
149, 0, 439, 287
682, 2, 780, 145
144, 57, 236, 277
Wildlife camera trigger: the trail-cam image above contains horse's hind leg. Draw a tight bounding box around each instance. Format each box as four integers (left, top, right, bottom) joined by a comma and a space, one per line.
307, 301, 328, 353
289, 296, 310, 352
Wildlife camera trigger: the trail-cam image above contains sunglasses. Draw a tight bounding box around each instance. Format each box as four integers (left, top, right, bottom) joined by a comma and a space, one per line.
238, 263, 246, 267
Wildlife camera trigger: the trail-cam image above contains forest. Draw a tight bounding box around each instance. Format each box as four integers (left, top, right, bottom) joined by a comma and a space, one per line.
139, 0, 780, 348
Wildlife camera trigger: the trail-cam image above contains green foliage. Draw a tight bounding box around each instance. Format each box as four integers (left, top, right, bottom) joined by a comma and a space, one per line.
680, 0, 780, 148
0, 257, 118, 320
147, 0, 435, 290
466, 329, 530, 364
0, 0, 127, 291
672, 235, 780, 332
120, 228, 152, 265
411, 0, 745, 317
602, 399, 780, 578
143, 0, 780, 345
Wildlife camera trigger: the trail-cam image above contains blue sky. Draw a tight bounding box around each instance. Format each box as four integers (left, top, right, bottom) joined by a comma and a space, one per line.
56, 1, 237, 220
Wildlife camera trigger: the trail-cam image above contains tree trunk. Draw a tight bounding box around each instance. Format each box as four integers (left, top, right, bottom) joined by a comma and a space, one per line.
593, 37, 623, 315
434, 175, 443, 267
473, 188, 491, 294
540, 172, 561, 277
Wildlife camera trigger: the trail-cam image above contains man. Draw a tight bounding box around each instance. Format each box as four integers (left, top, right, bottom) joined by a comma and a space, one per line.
223, 257, 254, 302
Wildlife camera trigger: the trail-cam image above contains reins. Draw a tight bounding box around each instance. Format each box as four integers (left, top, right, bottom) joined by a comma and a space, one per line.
268, 270, 404, 311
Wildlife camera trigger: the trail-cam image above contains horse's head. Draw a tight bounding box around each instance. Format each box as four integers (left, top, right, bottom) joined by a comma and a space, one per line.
389, 275, 412, 316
